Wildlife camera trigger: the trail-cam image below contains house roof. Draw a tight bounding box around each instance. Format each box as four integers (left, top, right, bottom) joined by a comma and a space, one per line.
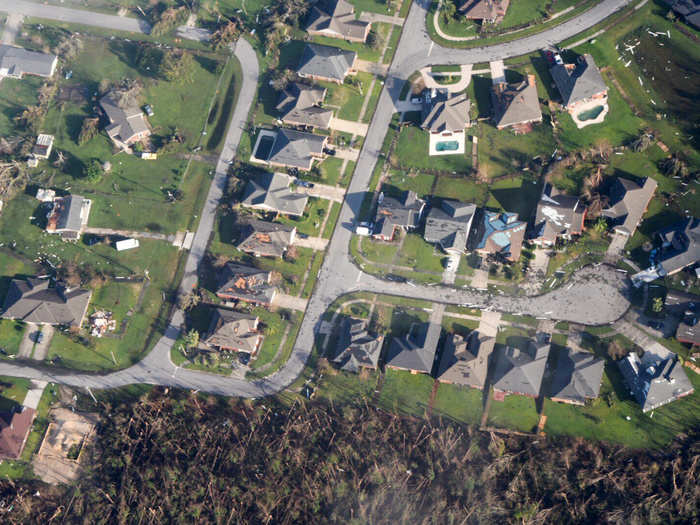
305, 0, 370, 41
424, 199, 476, 253
204, 307, 261, 354
297, 43, 356, 82
667, 0, 700, 29
656, 218, 700, 275
492, 341, 550, 397
276, 83, 333, 129
550, 54, 607, 107
458, 0, 510, 20
100, 92, 150, 144
374, 191, 425, 238
216, 263, 276, 304
267, 128, 327, 170
474, 210, 526, 260
436, 331, 495, 389
532, 184, 586, 242
235, 218, 295, 257
1, 278, 91, 326
602, 177, 657, 235
549, 348, 604, 403
385, 322, 441, 374
664, 290, 700, 310
676, 316, 700, 346
421, 92, 470, 133
491, 75, 542, 128
47, 195, 89, 233
241, 172, 309, 217
0, 407, 37, 459
0, 45, 57, 77
332, 317, 383, 373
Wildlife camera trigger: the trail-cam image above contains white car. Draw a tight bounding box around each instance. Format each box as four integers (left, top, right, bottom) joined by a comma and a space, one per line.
446, 257, 458, 272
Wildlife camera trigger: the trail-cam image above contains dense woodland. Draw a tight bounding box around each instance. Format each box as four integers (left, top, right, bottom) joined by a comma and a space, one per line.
0, 389, 697, 524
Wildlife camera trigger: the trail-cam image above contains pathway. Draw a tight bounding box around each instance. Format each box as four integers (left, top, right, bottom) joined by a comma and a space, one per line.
330, 118, 368, 136
83, 227, 174, 242
22, 380, 47, 409
292, 236, 329, 251
303, 183, 346, 203
271, 293, 309, 312
333, 148, 361, 161
1, 13, 23, 44
358, 12, 405, 26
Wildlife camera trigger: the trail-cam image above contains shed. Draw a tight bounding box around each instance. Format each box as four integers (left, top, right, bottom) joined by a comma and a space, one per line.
115, 238, 140, 251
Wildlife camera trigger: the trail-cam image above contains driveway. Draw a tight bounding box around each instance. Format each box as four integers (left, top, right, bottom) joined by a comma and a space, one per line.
489, 60, 506, 84
355, 60, 389, 76
302, 182, 346, 202
292, 236, 329, 251
330, 118, 368, 136
1, 13, 23, 44
271, 294, 309, 312
32, 325, 54, 361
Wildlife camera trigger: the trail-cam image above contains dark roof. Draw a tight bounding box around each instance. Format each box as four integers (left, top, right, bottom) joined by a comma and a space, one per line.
0, 407, 37, 459
421, 92, 470, 133
436, 331, 495, 389
602, 177, 657, 235
664, 290, 700, 310
532, 184, 586, 243
332, 317, 384, 373
549, 349, 604, 403
204, 307, 262, 354
100, 92, 149, 144
215, 263, 276, 304
241, 172, 309, 216
374, 191, 425, 238
385, 322, 441, 374
305, 0, 370, 41
491, 76, 542, 128
267, 128, 327, 170
550, 54, 607, 108
492, 341, 550, 397
1, 278, 91, 326
656, 218, 700, 275
276, 83, 333, 129
0, 45, 57, 77
424, 199, 476, 253
676, 316, 700, 346
297, 43, 356, 82
474, 211, 526, 261
235, 218, 295, 258
666, 0, 700, 29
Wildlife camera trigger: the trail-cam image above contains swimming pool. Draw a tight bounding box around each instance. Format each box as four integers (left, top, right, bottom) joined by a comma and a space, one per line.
435, 140, 459, 152
577, 105, 605, 121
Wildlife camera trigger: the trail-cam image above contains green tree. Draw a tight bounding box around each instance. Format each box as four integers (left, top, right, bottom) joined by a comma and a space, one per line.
183, 329, 199, 349
651, 296, 663, 313
161, 50, 194, 83
84, 159, 103, 184
442, 0, 457, 24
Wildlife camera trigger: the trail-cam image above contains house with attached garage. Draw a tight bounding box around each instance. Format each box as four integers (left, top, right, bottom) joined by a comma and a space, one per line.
373, 190, 425, 241
241, 172, 309, 217
550, 54, 608, 123
491, 75, 543, 133
492, 339, 550, 400
99, 91, 151, 150
0, 45, 57, 79
203, 307, 264, 356
234, 218, 296, 258
215, 262, 277, 306
259, 128, 328, 171
45, 194, 92, 241
548, 348, 605, 405
423, 199, 477, 255
436, 331, 495, 390
305, 0, 371, 43
601, 177, 657, 238
632, 218, 699, 285
530, 183, 586, 246
331, 317, 384, 373
296, 43, 357, 84
420, 90, 471, 156
472, 210, 526, 262
458, 0, 510, 23
0, 406, 37, 460
276, 83, 334, 131
385, 322, 442, 375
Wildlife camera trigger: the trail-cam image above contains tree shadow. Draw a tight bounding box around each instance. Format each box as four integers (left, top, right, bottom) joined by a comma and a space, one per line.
472, 75, 492, 118
529, 56, 559, 101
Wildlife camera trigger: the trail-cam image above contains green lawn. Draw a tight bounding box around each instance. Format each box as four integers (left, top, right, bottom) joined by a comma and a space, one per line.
487, 392, 539, 432
315, 368, 379, 405
484, 176, 542, 219
432, 382, 484, 425
322, 202, 342, 239
318, 157, 344, 186
433, 177, 489, 204
309, 22, 391, 63
89, 281, 142, 325
500, 0, 549, 28
362, 74, 384, 123
394, 125, 472, 172
385, 170, 435, 197
377, 368, 435, 418
0, 376, 30, 412
276, 197, 330, 237
359, 236, 399, 263
395, 234, 446, 273
0, 251, 39, 302
0, 320, 27, 358
0, 75, 42, 136
350, 0, 397, 16
442, 317, 480, 334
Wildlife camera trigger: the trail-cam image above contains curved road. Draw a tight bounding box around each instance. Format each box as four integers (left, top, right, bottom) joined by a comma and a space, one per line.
0, 0, 635, 396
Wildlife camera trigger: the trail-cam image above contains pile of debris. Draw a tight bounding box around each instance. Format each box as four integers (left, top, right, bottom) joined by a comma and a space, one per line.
89, 311, 116, 338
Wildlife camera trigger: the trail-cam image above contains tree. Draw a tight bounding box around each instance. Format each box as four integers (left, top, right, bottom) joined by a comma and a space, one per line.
150, 6, 187, 37
651, 296, 663, 313
442, 0, 457, 24
211, 19, 241, 50
270, 69, 297, 91
84, 159, 103, 183
593, 217, 608, 235
178, 290, 200, 311
15, 105, 44, 133
183, 329, 200, 350
78, 117, 99, 145
161, 50, 194, 83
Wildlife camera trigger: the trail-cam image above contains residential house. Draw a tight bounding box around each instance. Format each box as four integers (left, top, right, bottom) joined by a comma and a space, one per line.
99, 92, 151, 150
492, 340, 550, 399
297, 43, 356, 84
0, 45, 57, 79
618, 347, 694, 412
424, 199, 477, 254
373, 190, 425, 241
266, 128, 327, 171
676, 312, 699, 347
385, 322, 441, 375
32, 134, 54, 159
436, 331, 495, 390
305, 0, 371, 43
601, 177, 657, 237
276, 82, 333, 130
45, 194, 92, 241
215, 263, 277, 306
458, 0, 510, 23
491, 75, 543, 132
241, 172, 309, 217
235, 218, 296, 258
421, 90, 471, 155
0, 407, 37, 459
331, 317, 384, 373
664, 290, 700, 312
548, 349, 605, 405
530, 183, 586, 246
550, 54, 608, 113
1, 277, 92, 327
473, 210, 527, 262
664, 0, 700, 30
655, 218, 699, 276
203, 307, 263, 355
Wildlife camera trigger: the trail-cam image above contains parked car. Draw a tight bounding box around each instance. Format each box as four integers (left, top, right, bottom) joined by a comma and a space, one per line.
35, 331, 44, 344
239, 353, 251, 365
386, 274, 407, 283
323, 148, 336, 156
445, 257, 458, 272
143, 104, 154, 117
295, 178, 314, 189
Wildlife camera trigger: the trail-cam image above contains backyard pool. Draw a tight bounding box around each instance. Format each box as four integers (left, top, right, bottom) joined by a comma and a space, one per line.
577, 106, 605, 121
435, 140, 459, 152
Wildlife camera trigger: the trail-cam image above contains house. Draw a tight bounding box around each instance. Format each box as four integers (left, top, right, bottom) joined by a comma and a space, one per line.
421, 90, 470, 155
215, 262, 277, 306
0, 407, 37, 459
99, 92, 151, 149
664, 290, 700, 312
492, 340, 550, 399
664, 0, 700, 30
297, 43, 356, 84
45, 195, 92, 241
266, 128, 327, 171
531, 183, 586, 246
385, 322, 441, 375
491, 75, 543, 132
436, 331, 495, 390
550, 54, 607, 112
305, 0, 371, 43
473, 210, 527, 262
203, 307, 263, 355
0, 45, 58, 79
240, 172, 309, 217
276, 83, 333, 130
331, 317, 384, 373
424, 199, 477, 254
457, 0, 510, 23
618, 347, 694, 412
235, 218, 296, 258
1, 277, 92, 327
373, 190, 425, 241
32, 134, 54, 159
676, 312, 699, 347
655, 218, 699, 276
601, 177, 657, 237
548, 349, 604, 405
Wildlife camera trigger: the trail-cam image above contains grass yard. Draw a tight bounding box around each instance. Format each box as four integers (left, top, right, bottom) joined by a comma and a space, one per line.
487, 392, 539, 433
500, 0, 549, 28
309, 23, 392, 63
359, 236, 399, 263
0, 376, 30, 412
385, 170, 435, 197
496, 325, 537, 346
315, 367, 379, 405
89, 280, 143, 324
350, 0, 397, 16
0, 320, 26, 358
0, 75, 42, 137
484, 176, 542, 219
433, 177, 489, 204
442, 317, 480, 334
318, 157, 345, 186
377, 368, 435, 418
0, 251, 40, 302
394, 125, 472, 172
276, 197, 330, 237
395, 233, 446, 274
432, 382, 484, 425
322, 202, 342, 239
362, 75, 384, 123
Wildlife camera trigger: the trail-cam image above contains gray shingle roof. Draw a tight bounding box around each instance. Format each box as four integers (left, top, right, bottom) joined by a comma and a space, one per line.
421, 92, 470, 133
100, 92, 150, 145
656, 218, 700, 275
374, 191, 425, 239
305, 0, 370, 41
235, 218, 295, 258
267, 128, 326, 170
297, 43, 356, 82
491, 75, 542, 129
241, 172, 309, 217
0, 45, 57, 78
332, 317, 384, 373
46, 195, 91, 236
549, 348, 604, 404
532, 184, 586, 243
666, 0, 700, 29
424, 199, 476, 253
204, 307, 262, 354
602, 177, 657, 235
385, 322, 441, 374
436, 331, 495, 389
492, 341, 550, 397
215, 263, 276, 304
276, 83, 333, 129
550, 54, 607, 108
1, 278, 91, 327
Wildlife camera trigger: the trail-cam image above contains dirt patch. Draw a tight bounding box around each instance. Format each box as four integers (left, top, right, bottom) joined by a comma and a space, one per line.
57, 84, 88, 104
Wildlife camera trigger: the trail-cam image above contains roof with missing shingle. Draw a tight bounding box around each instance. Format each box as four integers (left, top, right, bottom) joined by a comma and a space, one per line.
100, 92, 150, 145
436, 331, 495, 389
241, 172, 309, 217
276, 83, 333, 129
549, 348, 604, 403
204, 307, 262, 354
532, 184, 586, 243
474, 210, 526, 260
297, 43, 356, 82
374, 191, 425, 238
332, 317, 384, 373
215, 263, 276, 304
424, 199, 476, 253
656, 218, 700, 275
305, 0, 370, 41
491, 75, 542, 128
550, 54, 607, 108
492, 341, 550, 397
235, 218, 295, 257
1, 278, 91, 327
